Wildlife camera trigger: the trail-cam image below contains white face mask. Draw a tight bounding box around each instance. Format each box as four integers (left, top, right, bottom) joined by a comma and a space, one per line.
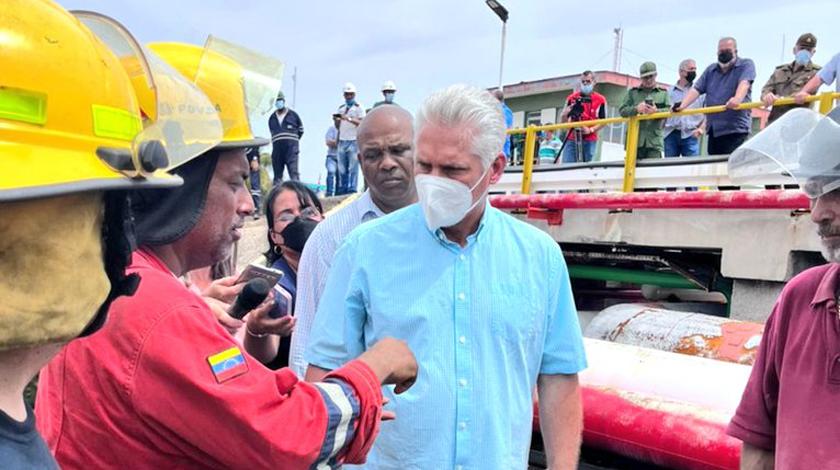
415, 164, 491, 230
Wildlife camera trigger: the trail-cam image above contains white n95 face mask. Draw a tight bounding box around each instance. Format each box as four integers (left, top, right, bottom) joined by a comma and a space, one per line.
415, 165, 490, 230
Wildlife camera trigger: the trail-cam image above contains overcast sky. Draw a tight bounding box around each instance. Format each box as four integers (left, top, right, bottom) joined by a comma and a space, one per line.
62, 0, 840, 183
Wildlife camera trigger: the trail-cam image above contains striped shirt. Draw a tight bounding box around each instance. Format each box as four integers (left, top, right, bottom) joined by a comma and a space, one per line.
305, 202, 587, 469
290, 191, 384, 377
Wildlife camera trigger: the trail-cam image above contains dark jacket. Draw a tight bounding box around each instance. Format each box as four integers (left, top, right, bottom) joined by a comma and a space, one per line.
269, 109, 304, 146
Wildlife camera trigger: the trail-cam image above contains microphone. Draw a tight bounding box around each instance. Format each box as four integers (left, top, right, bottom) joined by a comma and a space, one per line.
228, 278, 271, 319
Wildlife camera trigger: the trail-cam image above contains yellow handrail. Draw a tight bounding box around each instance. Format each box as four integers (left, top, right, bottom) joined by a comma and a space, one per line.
508, 91, 840, 194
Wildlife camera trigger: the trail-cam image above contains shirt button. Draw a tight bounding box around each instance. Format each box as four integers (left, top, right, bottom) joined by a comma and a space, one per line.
459, 378, 467, 387
458, 421, 467, 430
459, 336, 466, 344
455, 466, 463, 470
457, 292, 465, 301
459, 254, 466, 261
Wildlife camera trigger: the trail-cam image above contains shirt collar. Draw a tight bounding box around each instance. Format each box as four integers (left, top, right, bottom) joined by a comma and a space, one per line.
357, 190, 386, 222
810, 263, 840, 308
136, 247, 178, 278
429, 199, 492, 249
673, 82, 689, 92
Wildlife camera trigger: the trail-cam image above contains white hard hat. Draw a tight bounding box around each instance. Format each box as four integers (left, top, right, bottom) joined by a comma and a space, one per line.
343, 82, 357, 93
730, 106, 840, 197
381, 80, 397, 92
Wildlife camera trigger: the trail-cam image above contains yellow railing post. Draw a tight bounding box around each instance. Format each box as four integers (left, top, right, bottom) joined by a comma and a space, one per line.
520, 125, 536, 194
622, 117, 640, 192
819, 92, 835, 115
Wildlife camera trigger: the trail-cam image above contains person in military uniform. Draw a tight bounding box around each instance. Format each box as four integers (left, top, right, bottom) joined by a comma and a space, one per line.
620, 61, 670, 159
761, 33, 821, 123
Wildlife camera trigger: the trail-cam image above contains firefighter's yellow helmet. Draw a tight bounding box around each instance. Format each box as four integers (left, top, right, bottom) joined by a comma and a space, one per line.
0, 0, 181, 202
148, 38, 285, 149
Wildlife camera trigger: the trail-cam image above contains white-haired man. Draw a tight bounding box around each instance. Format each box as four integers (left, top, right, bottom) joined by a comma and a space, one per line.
305, 84, 587, 469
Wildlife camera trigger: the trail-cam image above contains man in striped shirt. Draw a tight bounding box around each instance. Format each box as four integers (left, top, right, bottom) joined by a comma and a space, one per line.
290, 105, 417, 377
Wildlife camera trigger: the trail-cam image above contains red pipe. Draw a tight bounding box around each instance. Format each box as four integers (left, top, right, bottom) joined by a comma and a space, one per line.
491, 190, 809, 211
533, 387, 740, 470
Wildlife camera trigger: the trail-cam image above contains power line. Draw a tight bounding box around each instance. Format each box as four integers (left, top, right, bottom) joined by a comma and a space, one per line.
587, 48, 616, 71
620, 46, 679, 75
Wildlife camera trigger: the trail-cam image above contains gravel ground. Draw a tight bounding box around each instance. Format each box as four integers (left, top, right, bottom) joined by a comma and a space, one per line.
234, 194, 349, 268
235, 215, 269, 267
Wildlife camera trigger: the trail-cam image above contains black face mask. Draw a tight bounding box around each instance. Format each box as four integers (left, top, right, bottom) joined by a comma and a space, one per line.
279, 217, 318, 253
685, 71, 697, 83
718, 50, 734, 64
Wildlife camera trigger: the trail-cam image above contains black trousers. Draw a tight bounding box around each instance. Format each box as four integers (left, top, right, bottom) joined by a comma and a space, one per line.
271, 141, 300, 182
707, 131, 748, 155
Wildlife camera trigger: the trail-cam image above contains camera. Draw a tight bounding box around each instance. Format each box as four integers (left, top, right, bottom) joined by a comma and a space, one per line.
568, 95, 591, 121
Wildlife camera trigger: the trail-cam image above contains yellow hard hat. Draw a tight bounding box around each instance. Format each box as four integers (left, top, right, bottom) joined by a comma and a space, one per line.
0, 0, 181, 202
149, 38, 285, 149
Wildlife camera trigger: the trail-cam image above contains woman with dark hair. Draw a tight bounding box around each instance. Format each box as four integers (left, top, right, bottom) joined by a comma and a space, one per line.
262, 181, 324, 369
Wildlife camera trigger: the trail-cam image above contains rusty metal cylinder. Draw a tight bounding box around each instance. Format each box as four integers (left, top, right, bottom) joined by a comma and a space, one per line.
584, 304, 764, 365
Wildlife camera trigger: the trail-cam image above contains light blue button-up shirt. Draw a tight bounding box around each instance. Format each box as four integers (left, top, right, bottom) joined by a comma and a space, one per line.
305, 202, 587, 469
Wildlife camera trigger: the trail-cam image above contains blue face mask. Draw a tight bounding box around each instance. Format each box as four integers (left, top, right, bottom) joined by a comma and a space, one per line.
275, 99, 285, 110
580, 84, 593, 95
795, 49, 812, 66
345, 98, 355, 106
384, 92, 395, 103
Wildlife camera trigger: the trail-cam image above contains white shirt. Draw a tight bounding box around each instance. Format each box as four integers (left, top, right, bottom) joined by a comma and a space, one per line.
336, 102, 365, 141
289, 191, 384, 377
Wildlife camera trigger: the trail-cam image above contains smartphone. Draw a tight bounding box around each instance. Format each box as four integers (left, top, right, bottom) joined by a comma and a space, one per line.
270, 284, 293, 318
235, 264, 284, 286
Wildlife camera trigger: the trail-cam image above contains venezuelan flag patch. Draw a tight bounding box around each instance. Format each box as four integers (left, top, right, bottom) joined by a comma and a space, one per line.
207, 347, 249, 383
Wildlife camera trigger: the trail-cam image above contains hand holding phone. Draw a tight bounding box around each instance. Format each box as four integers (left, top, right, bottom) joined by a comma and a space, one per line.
236, 264, 284, 286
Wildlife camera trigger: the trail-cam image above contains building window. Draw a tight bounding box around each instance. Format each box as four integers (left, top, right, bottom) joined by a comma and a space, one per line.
525, 111, 542, 126
602, 105, 626, 146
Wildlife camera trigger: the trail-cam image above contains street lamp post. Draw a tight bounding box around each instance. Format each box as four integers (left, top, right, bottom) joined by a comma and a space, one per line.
485, 0, 508, 90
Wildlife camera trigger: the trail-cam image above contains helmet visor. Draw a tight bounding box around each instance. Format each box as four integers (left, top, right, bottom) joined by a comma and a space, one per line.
729, 107, 840, 197
74, 11, 223, 174
194, 36, 284, 143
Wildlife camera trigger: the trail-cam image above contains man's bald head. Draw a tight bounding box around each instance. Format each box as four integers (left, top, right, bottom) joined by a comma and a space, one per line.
356, 105, 417, 213
358, 105, 414, 145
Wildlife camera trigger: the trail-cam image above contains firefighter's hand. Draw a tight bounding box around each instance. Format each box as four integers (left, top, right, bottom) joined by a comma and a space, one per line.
381, 397, 396, 421
358, 338, 418, 394
203, 275, 245, 304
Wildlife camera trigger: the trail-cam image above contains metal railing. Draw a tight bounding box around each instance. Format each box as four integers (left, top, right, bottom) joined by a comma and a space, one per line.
508, 91, 840, 194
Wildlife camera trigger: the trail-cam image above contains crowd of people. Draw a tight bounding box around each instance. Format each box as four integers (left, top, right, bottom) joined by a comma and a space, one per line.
3, 2, 840, 469
512, 33, 840, 165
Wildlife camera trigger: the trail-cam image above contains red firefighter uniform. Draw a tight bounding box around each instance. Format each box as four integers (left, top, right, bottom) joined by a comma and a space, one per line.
36, 249, 383, 469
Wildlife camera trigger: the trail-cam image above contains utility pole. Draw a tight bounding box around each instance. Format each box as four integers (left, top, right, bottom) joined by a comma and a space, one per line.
780, 34, 786, 63
612, 27, 623, 72
485, 0, 509, 90
292, 66, 298, 108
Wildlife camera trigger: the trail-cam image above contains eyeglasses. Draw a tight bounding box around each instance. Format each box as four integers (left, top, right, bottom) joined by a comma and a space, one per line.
274, 206, 321, 225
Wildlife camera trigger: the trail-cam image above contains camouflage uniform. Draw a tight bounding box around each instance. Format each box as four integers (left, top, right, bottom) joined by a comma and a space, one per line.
762, 61, 821, 123
762, 33, 821, 123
